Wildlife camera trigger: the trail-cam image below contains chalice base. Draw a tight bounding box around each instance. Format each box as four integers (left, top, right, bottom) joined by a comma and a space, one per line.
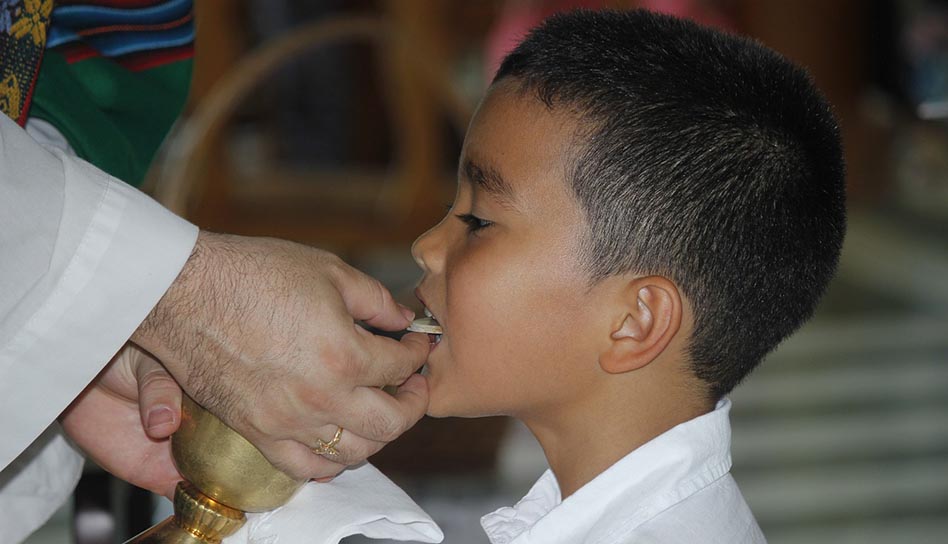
125, 516, 208, 543
125, 481, 246, 544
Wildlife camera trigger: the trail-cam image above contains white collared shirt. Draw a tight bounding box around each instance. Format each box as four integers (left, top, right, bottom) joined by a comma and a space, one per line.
481, 399, 766, 544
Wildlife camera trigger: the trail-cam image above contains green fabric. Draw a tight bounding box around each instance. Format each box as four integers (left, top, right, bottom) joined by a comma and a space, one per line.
30, 50, 192, 186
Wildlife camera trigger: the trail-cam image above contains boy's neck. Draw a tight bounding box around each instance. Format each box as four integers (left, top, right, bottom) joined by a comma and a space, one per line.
522, 367, 712, 499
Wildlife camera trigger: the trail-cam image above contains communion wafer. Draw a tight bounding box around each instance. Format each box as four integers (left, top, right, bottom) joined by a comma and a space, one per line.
408, 317, 442, 334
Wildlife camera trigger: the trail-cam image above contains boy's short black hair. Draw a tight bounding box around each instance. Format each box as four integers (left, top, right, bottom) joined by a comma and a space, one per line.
494, 9, 846, 399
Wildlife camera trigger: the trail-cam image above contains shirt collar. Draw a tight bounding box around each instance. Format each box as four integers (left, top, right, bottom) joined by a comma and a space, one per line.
481, 399, 733, 544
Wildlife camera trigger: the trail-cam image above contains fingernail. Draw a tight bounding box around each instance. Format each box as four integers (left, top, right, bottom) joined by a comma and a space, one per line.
147, 406, 175, 431
398, 304, 415, 323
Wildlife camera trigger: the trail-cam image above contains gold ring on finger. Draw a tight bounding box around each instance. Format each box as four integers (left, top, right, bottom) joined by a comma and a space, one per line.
311, 426, 344, 457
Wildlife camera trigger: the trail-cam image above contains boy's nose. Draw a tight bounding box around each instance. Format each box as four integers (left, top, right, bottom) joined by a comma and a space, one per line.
411, 224, 444, 273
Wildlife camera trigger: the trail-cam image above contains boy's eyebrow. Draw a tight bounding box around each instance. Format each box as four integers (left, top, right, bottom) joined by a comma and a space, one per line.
462, 158, 519, 209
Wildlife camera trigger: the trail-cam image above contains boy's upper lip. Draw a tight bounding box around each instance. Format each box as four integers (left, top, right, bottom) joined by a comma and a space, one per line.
413, 287, 440, 323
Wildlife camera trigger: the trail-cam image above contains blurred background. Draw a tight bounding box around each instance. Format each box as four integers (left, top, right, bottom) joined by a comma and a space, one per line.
26, 0, 948, 542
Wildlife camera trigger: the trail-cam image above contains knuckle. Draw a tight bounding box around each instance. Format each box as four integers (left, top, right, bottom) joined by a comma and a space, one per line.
303, 389, 336, 416
276, 462, 309, 482
317, 341, 357, 379
311, 461, 345, 480
368, 278, 389, 310
365, 411, 404, 442
323, 252, 345, 268
340, 443, 375, 465
285, 380, 335, 421
321, 253, 349, 281
140, 368, 175, 391
382, 359, 413, 386
267, 442, 340, 481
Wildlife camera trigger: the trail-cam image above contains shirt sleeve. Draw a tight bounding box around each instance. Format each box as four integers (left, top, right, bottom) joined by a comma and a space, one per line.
0, 113, 199, 470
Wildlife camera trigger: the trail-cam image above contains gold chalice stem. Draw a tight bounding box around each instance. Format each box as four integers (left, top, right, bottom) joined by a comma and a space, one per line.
124, 481, 244, 543
126, 396, 306, 543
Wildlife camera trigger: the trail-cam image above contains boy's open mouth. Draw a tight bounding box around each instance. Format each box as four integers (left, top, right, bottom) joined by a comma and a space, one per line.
408, 308, 442, 346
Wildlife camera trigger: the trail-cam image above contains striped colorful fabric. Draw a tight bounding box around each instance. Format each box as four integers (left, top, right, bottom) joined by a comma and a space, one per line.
27, 0, 194, 185
47, 0, 193, 69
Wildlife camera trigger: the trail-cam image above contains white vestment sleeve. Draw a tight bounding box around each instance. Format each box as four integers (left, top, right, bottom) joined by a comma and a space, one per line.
0, 424, 84, 544
0, 113, 199, 470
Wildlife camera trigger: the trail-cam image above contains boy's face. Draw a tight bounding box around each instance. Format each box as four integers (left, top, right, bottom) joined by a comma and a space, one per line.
412, 82, 613, 419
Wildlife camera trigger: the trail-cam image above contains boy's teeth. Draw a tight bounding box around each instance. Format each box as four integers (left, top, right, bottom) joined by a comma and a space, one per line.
424, 307, 433, 318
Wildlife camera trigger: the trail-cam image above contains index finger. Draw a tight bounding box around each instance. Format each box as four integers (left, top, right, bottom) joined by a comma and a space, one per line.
329, 261, 414, 331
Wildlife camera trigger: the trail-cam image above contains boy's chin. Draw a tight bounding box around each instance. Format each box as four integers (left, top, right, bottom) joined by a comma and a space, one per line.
424, 397, 461, 418
424, 376, 503, 418
424, 407, 452, 418
423, 378, 460, 417
425, 393, 497, 419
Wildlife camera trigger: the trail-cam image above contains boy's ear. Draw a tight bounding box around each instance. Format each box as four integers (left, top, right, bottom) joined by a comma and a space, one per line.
599, 276, 683, 374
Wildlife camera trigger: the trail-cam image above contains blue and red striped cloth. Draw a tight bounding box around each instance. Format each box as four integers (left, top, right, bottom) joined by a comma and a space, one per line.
47, 0, 193, 71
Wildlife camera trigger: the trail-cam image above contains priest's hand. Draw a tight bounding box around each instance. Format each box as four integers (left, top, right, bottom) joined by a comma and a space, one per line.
130, 232, 430, 481
60, 344, 183, 499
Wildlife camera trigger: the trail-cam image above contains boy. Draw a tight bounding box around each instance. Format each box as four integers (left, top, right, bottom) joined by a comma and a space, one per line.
411, 9, 845, 544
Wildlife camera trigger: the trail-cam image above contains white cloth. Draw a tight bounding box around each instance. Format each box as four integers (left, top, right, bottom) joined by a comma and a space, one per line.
0, 425, 84, 544
227, 463, 443, 544
480, 399, 766, 544
0, 114, 198, 541
0, 114, 199, 469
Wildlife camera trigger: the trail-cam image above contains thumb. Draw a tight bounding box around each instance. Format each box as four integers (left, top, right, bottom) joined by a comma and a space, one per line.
330, 261, 414, 331
136, 355, 183, 440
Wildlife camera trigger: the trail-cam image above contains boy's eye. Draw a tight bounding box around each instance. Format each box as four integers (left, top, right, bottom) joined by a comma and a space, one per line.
455, 213, 493, 234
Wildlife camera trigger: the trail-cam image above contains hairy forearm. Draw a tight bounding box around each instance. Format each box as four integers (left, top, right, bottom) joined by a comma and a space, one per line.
131, 231, 231, 409
132, 231, 204, 353
130, 231, 312, 427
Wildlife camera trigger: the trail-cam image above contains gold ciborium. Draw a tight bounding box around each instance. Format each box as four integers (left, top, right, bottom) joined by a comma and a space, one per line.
126, 395, 306, 543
